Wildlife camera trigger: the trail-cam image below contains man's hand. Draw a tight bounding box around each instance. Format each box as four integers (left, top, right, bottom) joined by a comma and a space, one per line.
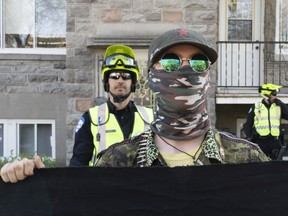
0, 156, 45, 183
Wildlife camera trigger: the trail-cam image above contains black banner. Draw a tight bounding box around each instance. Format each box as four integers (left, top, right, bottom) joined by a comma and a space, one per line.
1, 161, 288, 216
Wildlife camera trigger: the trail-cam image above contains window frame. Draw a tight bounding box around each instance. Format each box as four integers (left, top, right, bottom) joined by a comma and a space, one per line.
0, 119, 55, 159
226, 0, 254, 41
0, 0, 66, 55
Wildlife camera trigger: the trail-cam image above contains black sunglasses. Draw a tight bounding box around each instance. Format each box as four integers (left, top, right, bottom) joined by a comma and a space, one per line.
109, 72, 132, 80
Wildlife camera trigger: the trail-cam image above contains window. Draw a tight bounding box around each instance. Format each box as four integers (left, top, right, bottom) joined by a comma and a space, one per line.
0, 120, 55, 159
275, 0, 288, 56
0, 0, 66, 54
227, 0, 253, 41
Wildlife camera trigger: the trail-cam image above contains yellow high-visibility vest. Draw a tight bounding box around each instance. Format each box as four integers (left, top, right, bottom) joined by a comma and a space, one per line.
254, 101, 281, 136
88, 103, 153, 166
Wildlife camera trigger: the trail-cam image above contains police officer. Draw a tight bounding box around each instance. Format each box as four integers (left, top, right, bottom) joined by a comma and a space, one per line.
243, 83, 288, 160
69, 44, 154, 166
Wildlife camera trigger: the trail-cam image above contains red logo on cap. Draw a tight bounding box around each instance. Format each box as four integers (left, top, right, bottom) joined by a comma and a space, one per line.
177, 29, 189, 36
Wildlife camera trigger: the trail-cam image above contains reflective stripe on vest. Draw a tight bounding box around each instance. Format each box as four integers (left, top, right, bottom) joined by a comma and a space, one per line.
88, 103, 153, 166
254, 101, 281, 136
98, 104, 107, 153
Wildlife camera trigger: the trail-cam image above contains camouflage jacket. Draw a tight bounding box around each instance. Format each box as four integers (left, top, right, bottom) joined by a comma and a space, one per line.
95, 128, 270, 167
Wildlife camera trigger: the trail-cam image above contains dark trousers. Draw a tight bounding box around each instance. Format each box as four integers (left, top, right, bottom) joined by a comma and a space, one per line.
254, 136, 281, 160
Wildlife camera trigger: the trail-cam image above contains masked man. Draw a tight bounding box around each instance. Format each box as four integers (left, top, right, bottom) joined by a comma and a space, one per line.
94, 28, 270, 167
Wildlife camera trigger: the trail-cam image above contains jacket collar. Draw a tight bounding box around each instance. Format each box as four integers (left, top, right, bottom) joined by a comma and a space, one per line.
107, 98, 134, 113
137, 128, 224, 167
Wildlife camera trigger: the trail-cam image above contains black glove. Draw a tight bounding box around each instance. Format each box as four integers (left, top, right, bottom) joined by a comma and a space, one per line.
274, 98, 282, 106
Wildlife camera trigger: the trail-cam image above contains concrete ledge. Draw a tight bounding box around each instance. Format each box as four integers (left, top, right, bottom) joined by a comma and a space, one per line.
216, 94, 288, 104
86, 23, 186, 48
0, 54, 66, 61
87, 37, 153, 49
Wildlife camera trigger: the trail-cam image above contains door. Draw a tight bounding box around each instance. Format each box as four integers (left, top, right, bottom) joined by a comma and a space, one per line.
218, 0, 264, 87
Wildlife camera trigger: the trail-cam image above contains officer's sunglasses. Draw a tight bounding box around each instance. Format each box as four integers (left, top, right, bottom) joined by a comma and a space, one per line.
104, 54, 137, 68
270, 92, 277, 96
109, 72, 132, 80
159, 53, 211, 73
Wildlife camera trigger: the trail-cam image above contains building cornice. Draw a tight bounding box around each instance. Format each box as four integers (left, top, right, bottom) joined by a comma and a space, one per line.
87, 37, 154, 49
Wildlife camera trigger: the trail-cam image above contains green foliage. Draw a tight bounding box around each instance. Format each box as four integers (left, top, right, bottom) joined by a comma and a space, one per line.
0, 152, 57, 169
41, 156, 58, 168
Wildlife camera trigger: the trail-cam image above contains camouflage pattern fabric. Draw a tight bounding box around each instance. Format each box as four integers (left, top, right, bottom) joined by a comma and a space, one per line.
148, 66, 210, 140
95, 128, 270, 167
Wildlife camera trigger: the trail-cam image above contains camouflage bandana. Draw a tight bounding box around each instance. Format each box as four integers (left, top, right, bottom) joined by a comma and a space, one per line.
148, 65, 210, 140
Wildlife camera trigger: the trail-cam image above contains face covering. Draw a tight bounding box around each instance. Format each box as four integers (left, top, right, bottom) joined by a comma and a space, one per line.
148, 65, 210, 140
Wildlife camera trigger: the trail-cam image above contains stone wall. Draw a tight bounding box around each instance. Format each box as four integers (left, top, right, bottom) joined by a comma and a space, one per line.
0, 54, 66, 94
0, 54, 67, 165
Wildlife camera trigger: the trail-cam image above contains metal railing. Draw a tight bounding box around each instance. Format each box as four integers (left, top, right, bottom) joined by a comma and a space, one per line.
217, 41, 288, 88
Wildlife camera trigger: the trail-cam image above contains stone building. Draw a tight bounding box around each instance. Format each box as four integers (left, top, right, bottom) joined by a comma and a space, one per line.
0, 0, 287, 165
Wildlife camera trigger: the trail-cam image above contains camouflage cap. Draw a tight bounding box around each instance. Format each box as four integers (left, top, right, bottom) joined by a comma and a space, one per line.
148, 28, 218, 68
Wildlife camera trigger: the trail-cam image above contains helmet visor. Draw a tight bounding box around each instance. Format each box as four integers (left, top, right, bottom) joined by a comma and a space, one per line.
104, 54, 137, 68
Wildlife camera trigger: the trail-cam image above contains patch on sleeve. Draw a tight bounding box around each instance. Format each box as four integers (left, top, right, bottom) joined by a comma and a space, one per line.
75, 117, 85, 133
